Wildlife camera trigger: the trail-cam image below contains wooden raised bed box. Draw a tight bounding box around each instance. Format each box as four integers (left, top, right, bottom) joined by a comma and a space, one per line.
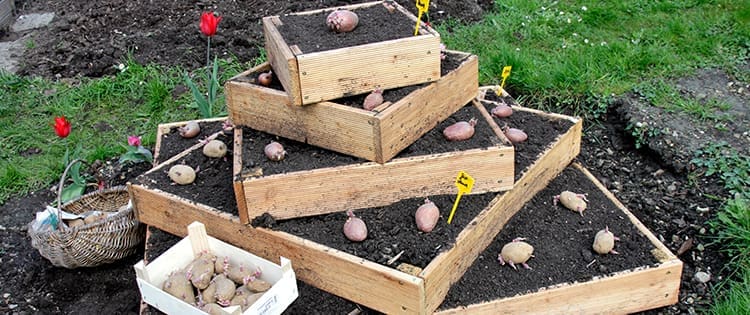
130, 103, 581, 314
435, 163, 682, 314
232, 101, 511, 222
152, 117, 230, 165
226, 50, 477, 163
263, 1, 441, 105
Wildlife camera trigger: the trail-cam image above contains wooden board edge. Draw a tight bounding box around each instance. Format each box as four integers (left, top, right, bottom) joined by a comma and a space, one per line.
240, 146, 513, 220
572, 163, 679, 261
263, 16, 302, 106
132, 182, 426, 314
472, 98, 512, 146
434, 259, 683, 314
286, 0, 383, 16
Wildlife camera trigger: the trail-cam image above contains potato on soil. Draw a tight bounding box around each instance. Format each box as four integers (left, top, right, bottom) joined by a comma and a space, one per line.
593, 227, 619, 255
162, 271, 195, 304
415, 198, 440, 233
343, 210, 367, 242
443, 118, 478, 141
168, 164, 196, 185
491, 104, 513, 118
326, 9, 359, 33
363, 89, 384, 110
203, 139, 227, 158
179, 121, 201, 138
264, 141, 286, 161
498, 238, 534, 270
503, 126, 528, 144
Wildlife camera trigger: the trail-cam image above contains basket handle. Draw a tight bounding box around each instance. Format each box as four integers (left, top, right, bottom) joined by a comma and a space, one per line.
55, 158, 83, 231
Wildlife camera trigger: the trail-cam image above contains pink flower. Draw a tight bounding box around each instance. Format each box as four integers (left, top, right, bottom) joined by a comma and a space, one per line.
128, 135, 142, 146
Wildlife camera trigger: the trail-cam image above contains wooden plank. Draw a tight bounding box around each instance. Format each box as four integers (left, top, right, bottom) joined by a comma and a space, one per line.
377, 53, 478, 162
262, 16, 302, 106
422, 113, 583, 312
231, 127, 250, 224
129, 184, 425, 314
434, 163, 682, 314
240, 146, 513, 220
434, 260, 682, 314
287, 0, 382, 16
296, 35, 441, 104
153, 117, 227, 165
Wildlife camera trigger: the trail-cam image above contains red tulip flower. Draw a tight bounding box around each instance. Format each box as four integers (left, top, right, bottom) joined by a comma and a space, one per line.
200, 12, 222, 37
53, 116, 71, 138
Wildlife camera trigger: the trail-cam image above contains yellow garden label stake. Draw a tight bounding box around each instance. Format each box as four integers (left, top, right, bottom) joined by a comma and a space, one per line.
414, 0, 430, 35
498, 66, 512, 95
447, 170, 474, 224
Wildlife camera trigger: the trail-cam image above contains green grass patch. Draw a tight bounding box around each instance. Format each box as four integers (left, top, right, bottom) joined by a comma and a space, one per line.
0, 56, 255, 204
709, 197, 750, 314
437, 0, 749, 117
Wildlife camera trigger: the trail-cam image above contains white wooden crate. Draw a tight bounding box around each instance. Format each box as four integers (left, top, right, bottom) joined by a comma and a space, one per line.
134, 222, 298, 315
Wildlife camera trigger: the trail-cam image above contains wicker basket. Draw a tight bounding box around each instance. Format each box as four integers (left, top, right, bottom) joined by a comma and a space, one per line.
28, 161, 145, 268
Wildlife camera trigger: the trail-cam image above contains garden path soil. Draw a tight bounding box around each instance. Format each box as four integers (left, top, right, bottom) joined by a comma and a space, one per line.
0, 0, 736, 314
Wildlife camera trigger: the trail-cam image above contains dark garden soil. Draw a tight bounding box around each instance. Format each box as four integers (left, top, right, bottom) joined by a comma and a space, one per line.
0, 0, 732, 315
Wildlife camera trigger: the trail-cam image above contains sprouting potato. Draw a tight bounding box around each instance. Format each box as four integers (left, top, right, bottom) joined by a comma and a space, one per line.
162, 271, 195, 304
593, 226, 620, 255
443, 118, 478, 141
497, 238, 534, 270
168, 164, 196, 185
203, 139, 227, 158
553, 190, 589, 216
415, 198, 440, 233
179, 121, 201, 138
185, 255, 215, 289
246, 279, 272, 293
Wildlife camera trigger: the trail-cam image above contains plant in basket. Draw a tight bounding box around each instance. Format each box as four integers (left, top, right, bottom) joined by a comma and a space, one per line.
26, 117, 146, 268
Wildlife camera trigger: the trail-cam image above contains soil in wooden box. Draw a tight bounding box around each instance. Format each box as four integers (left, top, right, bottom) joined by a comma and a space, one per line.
277, 2, 417, 54
438, 165, 661, 310
232, 51, 470, 109
478, 100, 576, 181
137, 131, 237, 215
154, 119, 229, 164
239, 102, 498, 177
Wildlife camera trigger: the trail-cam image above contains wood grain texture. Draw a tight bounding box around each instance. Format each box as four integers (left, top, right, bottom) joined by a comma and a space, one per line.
263, 1, 440, 105
295, 35, 441, 104
422, 110, 583, 313
434, 164, 682, 314
376, 52, 478, 162
129, 184, 425, 314
263, 16, 302, 106
238, 146, 513, 220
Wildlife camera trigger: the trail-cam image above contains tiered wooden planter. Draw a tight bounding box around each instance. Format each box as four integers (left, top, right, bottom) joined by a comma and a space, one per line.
231, 101, 512, 223
129, 103, 582, 314
263, 1, 441, 105
152, 117, 229, 165
435, 164, 683, 314
226, 51, 478, 163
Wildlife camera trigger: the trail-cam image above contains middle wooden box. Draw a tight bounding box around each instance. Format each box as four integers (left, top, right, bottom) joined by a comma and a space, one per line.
232, 101, 513, 223
226, 50, 477, 164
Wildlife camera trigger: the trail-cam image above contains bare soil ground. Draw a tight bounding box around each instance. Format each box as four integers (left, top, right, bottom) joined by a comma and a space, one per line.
0, 0, 744, 314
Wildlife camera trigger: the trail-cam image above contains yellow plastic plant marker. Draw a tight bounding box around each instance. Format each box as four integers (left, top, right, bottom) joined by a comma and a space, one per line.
414, 0, 430, 35
497, 66, 512, 95
447, 170, 474, 224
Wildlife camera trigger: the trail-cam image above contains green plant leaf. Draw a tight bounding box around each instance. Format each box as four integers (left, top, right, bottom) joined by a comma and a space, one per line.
60, 182, 86, 203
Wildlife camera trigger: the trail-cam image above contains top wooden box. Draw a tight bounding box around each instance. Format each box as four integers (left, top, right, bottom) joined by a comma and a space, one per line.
263, 1, 441, 105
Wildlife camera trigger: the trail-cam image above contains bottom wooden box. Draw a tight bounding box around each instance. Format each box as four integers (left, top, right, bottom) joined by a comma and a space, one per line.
134, 222, 298, 315
435, 163, 682, 314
